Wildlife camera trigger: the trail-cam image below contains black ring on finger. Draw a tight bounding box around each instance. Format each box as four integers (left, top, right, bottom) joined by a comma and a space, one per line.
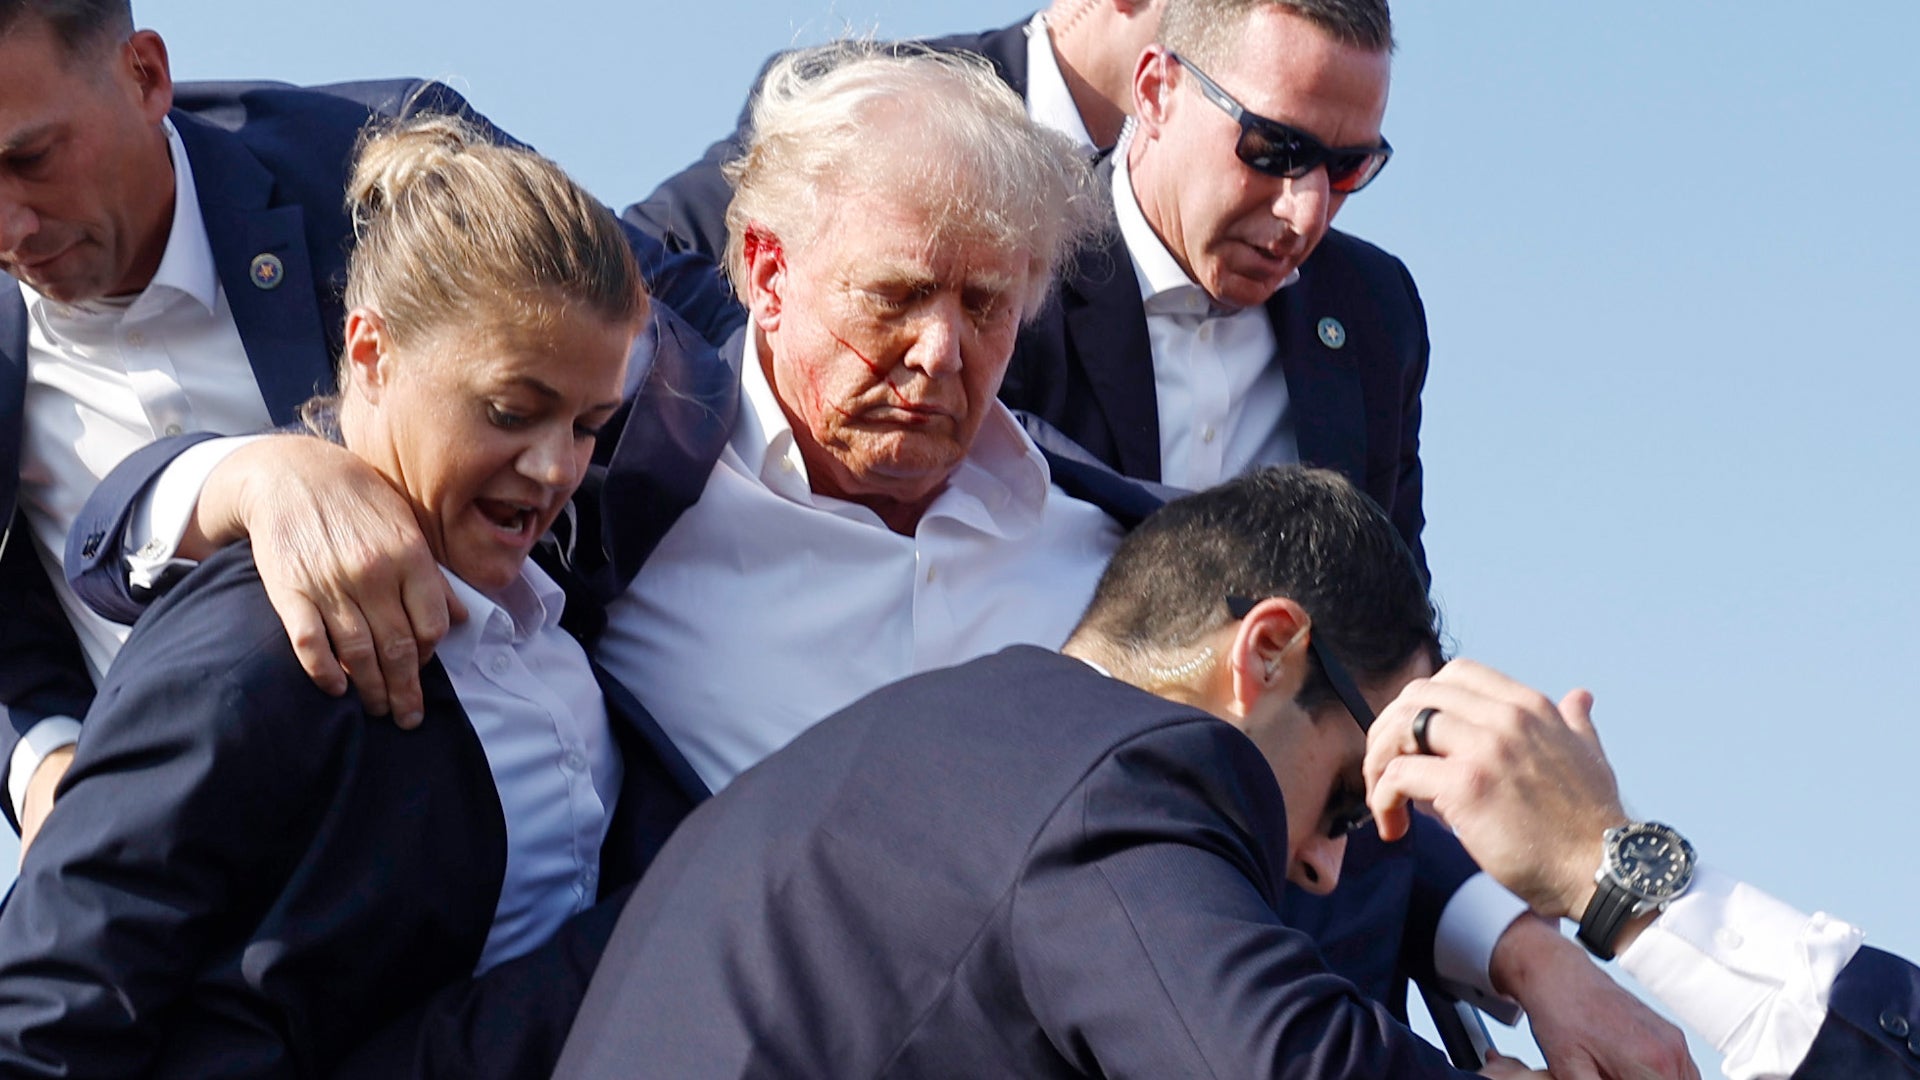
1412, 707, 1438, 756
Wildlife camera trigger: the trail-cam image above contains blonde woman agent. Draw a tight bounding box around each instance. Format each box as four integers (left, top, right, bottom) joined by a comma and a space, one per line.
0, 116, 699, 1078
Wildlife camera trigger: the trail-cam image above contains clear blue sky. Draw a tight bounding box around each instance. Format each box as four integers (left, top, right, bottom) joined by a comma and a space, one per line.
31, 1, 1920, 1071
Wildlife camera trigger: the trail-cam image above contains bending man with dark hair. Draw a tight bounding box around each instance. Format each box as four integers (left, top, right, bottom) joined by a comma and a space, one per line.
552, 465, 1518, 1079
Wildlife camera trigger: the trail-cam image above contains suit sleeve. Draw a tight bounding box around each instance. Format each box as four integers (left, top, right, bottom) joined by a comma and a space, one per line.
61, 432, 222, 625
0, 577, 349, 1077
620, 51, 775, 263
1794, 947, 1920, 1078
1011, 720, 1470, 1079
1390, 256, 1431, 585
0, 518, 95, 830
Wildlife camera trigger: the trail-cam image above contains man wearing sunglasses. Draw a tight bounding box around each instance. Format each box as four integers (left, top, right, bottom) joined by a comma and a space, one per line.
1001, 0, 1425, 572
1004, 5, 1705, 1078
553, 466, 1528, 1079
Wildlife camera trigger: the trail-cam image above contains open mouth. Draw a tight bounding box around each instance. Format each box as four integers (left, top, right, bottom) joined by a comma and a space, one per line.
475, 497, 541, 542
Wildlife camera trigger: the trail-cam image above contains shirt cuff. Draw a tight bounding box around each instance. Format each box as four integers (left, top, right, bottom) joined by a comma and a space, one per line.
125, 434, 265, 591
8, 716, 83, 824
1619, 864, 1864, 1080
1432, 871, 1529, 1024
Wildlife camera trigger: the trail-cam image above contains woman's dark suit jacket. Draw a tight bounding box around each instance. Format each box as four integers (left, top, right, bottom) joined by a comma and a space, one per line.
0, 543, 701, 1078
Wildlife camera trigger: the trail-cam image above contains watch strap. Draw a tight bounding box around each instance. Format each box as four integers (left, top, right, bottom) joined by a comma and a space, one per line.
1577, 876, 1639, 961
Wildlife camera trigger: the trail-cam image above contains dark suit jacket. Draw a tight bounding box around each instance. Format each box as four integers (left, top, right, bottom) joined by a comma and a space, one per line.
0, 543, 703, 1078
1002, 213, 1433, 577
67, 323, 1471, 1039
0, 79, 742, 817
622, 18, 1032, 259
552, 645, 1470, 1079
1792, 946, 1920, 1078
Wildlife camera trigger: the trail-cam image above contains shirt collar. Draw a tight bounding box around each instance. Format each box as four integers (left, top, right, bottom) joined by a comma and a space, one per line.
1023, 12, 1097, 155
737, 335, 1053, 536
435, 560, 567, 671
1111, 121, 1301, 314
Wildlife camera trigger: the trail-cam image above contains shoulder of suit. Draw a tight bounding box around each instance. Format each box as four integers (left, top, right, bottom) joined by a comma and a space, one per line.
1308, 227, 1412, 277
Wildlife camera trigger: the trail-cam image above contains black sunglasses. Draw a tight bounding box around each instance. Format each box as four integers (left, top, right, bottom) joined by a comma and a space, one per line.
1170, 51, 1392, 195
1226, 595, 1375, 838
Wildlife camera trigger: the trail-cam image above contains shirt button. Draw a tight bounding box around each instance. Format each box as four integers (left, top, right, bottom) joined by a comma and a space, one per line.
581, 868, 599, 892
125, 330, 146, 347
163, 423, 183, 437
1202, 425, 1218, 444
926, 565, 937, 584
489, 654, 510, 675
1713, 927, 1743, 951
1198, 323, 1213, 341
564, 751, 586, 772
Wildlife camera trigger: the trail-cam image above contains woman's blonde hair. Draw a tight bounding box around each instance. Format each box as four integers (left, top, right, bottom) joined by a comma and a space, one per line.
343, 113, 646, 353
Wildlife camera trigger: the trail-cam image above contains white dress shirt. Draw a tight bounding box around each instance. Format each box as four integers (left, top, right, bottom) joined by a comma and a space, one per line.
1023, 12, 1098, 154
9, 118, 270, 814
1621, 865, 1866, 1080
594, 345, 1123, 794
1112, 129, 1300, 491
419, 564, 622, 974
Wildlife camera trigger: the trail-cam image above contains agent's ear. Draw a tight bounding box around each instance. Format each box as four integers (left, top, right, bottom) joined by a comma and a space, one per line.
1227, 595, 1313, 715
342, 308, 394, 401
1131, 45, 1177, 139
741, 226, 788, 333
123, 30, 174, 125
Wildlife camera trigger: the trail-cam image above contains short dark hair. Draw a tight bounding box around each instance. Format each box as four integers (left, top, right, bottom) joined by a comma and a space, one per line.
1074, 466, 1438, 708
1160, 0, 1394, 71
0, 0, 132, 56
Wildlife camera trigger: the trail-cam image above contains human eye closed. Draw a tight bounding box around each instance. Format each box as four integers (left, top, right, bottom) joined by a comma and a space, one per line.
486, 402, 533, 429
2, 143, 53, 177
962, 286, 1007, 322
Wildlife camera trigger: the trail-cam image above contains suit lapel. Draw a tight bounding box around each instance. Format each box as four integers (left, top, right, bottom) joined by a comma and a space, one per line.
1272, 265, 1366, 480
1063, 226, 1165, 481
172, 111, 336, 425
0, 281, 25, 531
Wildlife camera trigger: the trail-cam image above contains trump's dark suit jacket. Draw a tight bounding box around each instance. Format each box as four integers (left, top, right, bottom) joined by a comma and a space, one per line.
0, 543, 704, 1078
1001, 216, 1433, 578
552, 645, 1470, 1079
624, 18, 1032, 259
0, 78, 742, 819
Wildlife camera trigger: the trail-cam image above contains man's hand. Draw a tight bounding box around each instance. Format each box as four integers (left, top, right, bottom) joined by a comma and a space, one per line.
1492, 914, 1700, 1080
1478, 1050, 1550, 1078
18, 745, 73, 860
1363, 659, 1626, 920
192, 436, 465, 726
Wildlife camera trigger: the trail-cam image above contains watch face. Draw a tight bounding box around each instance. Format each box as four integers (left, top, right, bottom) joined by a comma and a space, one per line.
1608, 822, 1696, 901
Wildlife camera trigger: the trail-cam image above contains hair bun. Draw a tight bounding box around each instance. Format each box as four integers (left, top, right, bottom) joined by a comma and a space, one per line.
347, 114, 486, 226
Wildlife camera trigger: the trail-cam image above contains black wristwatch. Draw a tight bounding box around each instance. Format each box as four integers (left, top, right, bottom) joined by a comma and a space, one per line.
1576, 821, 1696, 960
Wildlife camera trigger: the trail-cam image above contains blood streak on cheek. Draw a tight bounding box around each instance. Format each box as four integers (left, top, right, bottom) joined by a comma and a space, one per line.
829, 329, 910, 408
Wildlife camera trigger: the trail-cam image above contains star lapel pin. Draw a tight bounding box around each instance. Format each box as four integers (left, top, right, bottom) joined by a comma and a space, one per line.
249, 253, 285, 291
1316, 316, 1347, 350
